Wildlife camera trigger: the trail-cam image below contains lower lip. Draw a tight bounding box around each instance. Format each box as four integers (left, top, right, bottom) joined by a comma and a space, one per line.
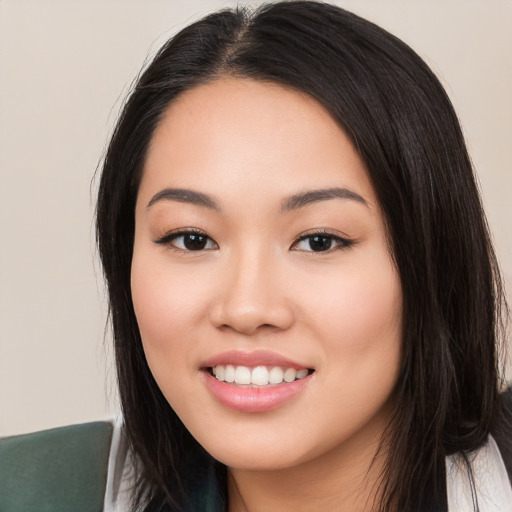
203, 371, 313, 413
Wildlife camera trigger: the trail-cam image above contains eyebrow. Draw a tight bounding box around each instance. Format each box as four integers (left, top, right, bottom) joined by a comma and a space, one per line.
146, 186, 368, 213
147, 188, 221, 211
280, 187, 368, 213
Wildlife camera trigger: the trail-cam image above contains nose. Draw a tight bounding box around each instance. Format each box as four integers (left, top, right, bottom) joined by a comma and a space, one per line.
209, 249, 295, 335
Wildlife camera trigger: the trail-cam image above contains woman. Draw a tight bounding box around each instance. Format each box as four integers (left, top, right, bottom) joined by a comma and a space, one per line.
96, 2, 511, 511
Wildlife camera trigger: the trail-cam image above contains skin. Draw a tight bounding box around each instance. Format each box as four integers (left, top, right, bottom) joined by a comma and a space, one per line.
131, 78, 403, 511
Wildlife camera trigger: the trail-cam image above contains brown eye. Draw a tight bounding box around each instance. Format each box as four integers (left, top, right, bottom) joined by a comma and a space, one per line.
292, 232, 354, 253
181, 234, 209, 250
154, 230, 218, 251
306, 236, 334, 252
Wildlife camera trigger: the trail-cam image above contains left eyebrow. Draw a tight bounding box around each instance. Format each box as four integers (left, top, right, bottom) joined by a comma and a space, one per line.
281, 187, 368, 213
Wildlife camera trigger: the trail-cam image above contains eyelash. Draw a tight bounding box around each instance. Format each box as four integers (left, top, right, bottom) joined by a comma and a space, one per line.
154, 228, 355, 254
292, 230, 355, 253
154, 228, 218, 252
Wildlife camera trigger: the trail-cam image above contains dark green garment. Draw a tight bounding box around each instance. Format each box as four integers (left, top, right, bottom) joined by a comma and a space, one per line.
0, 421, 224, 512
0, 422, 113, 512
182, 460, 226, 512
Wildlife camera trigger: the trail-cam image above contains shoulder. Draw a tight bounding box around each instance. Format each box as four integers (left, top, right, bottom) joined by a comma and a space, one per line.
493, 384, 512, 483
446, 386, 512, 511
0, 420, 117, 512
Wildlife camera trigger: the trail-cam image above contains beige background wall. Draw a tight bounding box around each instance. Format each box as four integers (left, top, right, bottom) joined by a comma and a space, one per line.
1, 0, 510, 436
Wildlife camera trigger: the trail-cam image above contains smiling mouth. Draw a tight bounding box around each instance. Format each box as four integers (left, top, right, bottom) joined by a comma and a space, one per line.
208, 365, 315, 387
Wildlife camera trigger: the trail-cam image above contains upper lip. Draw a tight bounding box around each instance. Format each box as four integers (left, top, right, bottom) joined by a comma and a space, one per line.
201, 350, 312, 370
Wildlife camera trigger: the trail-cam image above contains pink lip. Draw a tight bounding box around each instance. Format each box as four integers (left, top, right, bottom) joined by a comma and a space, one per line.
203, 371, 313, 413
200, 350, 310, 370
200, 350, 315, 413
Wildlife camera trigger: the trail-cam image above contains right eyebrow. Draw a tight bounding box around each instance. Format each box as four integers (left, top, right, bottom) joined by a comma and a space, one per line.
146, 188, 221, 212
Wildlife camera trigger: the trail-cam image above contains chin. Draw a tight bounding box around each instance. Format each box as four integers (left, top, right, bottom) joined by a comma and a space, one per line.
211, 446, 306, 472
194, 424, 336, 473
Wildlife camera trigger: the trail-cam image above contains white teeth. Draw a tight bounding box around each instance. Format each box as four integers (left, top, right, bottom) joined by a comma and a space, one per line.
234, 366, 251, 385
215, 365, 225, 381
225, 364, 235, 383
251, 366, 269, 386
296, 368, 308, 379
268, 367, 284, 385
211, 365, 310, 386
283, 368, 297, 383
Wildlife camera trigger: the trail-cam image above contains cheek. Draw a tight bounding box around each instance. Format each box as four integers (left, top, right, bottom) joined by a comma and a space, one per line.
305, 263, 402, 415
306, 266, 402, 348
130, 253, 208, 370
297, 253, 403, 407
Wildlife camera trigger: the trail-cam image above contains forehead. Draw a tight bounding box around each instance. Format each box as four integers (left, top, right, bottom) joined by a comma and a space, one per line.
139, 78, 377, 209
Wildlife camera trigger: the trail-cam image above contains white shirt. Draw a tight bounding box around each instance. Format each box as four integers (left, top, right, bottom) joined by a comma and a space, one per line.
446, 435, 512, 511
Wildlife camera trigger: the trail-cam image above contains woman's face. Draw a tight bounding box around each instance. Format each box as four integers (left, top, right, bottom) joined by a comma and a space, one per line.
131, 79, 402, 471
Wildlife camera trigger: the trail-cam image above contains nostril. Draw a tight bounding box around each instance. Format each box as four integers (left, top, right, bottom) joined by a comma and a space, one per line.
209, 291, 295, 335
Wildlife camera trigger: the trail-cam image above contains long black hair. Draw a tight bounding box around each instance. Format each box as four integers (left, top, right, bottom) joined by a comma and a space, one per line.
96, 2, 509, 510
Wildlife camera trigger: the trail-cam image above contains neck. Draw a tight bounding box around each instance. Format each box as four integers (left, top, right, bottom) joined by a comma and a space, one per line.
227, 425, 389, 512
